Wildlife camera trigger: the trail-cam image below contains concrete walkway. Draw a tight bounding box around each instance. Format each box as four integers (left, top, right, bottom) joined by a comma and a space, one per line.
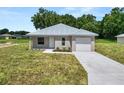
0, 43, 18, 48
73, 52, 124, 85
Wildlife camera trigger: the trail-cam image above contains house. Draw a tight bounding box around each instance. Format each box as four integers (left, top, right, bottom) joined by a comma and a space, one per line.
116, 34, 124, 44
13, 34, 23, 39
0, 34, 14, 39
27, 23, 98, 52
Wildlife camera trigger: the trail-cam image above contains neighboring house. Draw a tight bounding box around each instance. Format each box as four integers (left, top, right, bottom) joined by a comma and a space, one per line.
13, 34, 29, 39
116, 34, 124, 44
0, 34, 14, 39
13, 34, 23, 39
27, 23, 98, 52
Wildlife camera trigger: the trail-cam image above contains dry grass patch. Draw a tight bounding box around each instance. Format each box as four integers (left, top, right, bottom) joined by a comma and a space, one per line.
0, 44, 87, 85
96, 39, 124, 64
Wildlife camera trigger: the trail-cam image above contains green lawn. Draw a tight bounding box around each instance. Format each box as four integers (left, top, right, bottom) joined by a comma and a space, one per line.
96, 39, 124, 64
96, 39, 116, 43
0, 39, 29, 44
0, 44, 87, 85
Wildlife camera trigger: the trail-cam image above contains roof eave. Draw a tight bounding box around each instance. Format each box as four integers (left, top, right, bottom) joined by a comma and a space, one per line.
26, 34, 98, 37
116, 36, 124, 38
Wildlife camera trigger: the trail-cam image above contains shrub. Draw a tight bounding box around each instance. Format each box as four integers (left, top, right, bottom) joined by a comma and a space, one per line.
62, 47, 66, 51
68, 47, 71, 51
56, 47, 60, 51
54, 47, 71, 52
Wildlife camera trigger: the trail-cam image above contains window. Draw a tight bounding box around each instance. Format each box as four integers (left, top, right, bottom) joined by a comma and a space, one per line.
38, 37, 44, 45
62, 37, 65, 46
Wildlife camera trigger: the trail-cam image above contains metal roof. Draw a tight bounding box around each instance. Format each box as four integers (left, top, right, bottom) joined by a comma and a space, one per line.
27, 23, 98, 36
116, 34, 124, 37
0, 34, 13, 37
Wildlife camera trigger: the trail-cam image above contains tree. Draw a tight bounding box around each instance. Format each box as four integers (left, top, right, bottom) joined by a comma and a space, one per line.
31, 7, 124, 40
31, 8, 60, 29
9, 31, 15, 35
31, 8, 78, 29
31, 8, 100, 34
0, 28, 9, 34
60, 14, 77, 27
77, 14, 100, 33
101, 7, 124, 39
14, 31, 29, 35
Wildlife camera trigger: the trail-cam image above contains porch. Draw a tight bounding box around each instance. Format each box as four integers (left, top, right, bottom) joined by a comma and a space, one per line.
29, 36, 73, 51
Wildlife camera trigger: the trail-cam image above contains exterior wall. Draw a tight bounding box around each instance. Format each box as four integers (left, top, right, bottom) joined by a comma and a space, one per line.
91, 36, 95, 51
32, 36, 49, 48
6, 36, 9, 40
31, 36, 96, 51
54, 36, 71, 49
49, 36, 55, 48
32, 36, 71, 49
117, 37, 124, 44
72, 36, 76, 51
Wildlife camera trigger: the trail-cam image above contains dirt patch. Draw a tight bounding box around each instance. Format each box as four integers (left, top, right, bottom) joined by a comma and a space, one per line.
0, 43, 18, 48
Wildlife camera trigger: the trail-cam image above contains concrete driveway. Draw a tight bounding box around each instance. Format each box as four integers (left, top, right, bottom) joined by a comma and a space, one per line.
73, 52, 124, 85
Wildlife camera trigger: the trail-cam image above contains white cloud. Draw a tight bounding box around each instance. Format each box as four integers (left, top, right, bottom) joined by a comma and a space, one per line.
80, 7, 95, 13
59, 7, 96, 18
59, 7, 105, 20
65, 7, 77, 11
64, 7, 95, 13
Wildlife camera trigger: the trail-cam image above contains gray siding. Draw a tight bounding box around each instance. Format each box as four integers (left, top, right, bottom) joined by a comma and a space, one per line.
55, 36, 71, 49
117, 37, 124, 44
49, 36, 55, 48
72, 36, 76, 51
31, 36, 95, 52
32, 36, 49, 48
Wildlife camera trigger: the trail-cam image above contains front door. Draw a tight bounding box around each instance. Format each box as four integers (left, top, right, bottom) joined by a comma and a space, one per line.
49, 37, 55, 48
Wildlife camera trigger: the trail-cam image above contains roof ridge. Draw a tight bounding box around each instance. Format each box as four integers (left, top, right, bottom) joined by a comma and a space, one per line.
27, 23, 98, 36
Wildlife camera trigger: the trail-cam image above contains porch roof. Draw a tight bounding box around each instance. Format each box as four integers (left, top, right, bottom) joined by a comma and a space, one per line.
27, 23, 98, 36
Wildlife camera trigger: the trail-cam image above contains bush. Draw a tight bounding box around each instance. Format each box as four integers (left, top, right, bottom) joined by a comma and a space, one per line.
68, 47, 71, 51
56, 47, 60, 50
54, 47, 71, 52
62, 47, 66, 51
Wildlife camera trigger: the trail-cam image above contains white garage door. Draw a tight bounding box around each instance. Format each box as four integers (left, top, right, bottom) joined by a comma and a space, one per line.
76, 37, 91, 52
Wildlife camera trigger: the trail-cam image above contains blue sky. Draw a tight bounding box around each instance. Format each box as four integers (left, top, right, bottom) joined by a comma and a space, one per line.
0, 7, 112, 32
